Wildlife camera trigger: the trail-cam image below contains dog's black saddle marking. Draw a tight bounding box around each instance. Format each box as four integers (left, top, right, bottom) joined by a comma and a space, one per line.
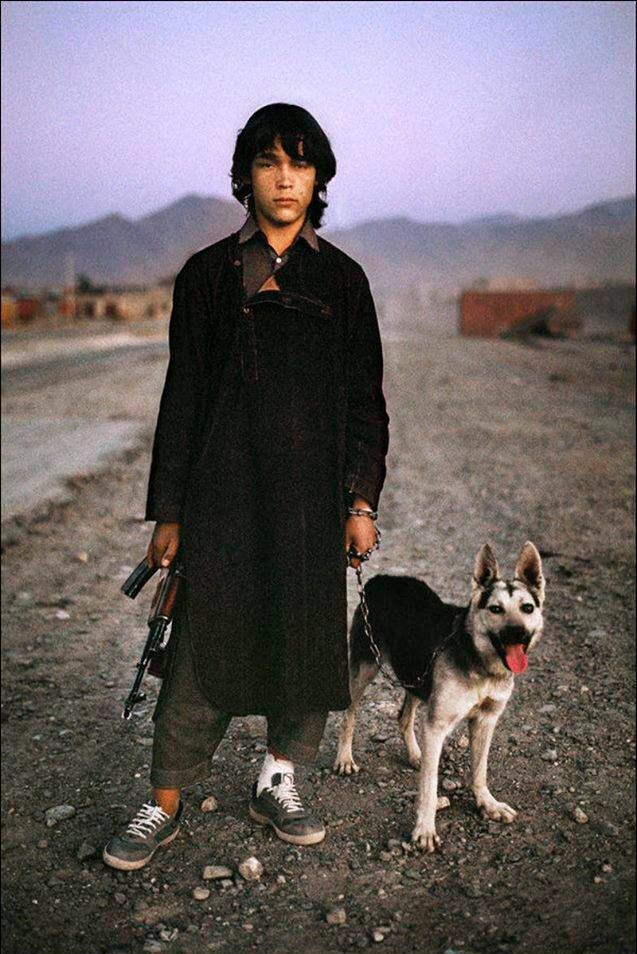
350, 574, 473, 700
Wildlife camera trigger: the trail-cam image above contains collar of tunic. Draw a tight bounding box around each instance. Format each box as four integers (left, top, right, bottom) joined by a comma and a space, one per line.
238, 211, 320, 298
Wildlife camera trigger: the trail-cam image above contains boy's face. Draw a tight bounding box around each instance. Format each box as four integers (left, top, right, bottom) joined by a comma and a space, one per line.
249, 135, 317, 226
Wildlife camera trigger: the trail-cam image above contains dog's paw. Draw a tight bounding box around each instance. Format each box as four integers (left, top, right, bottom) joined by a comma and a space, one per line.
411, 822, 440, 853
478, 797, 518, 824
333, 755, 360, 775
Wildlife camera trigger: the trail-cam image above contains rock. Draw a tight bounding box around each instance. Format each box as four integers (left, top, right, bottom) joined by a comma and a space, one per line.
325, 906, 347, 925
37, 839, 49, 849
442, 778, 459, 791
456, 734, 469, 749
76, 841, 97, 862
159, 928, 179, 942
45, 805, 76, 827
55, 610, 71, 620
437, 796, 451, 810
539, 704, 557, 714
202, 865, 233, 880
541, 749, 558, 762
113, 892, 126, 905
192, 886, 210, 901
74, 551, 89, 563
238, 856, 263, 881
276, 874, 286, 884
573, 806, 589, 824
142, 943, 162, 954
371, 929, 385, 942
15, 591, 34, 607
372, 732, 390, 742
200, 796, 218, 813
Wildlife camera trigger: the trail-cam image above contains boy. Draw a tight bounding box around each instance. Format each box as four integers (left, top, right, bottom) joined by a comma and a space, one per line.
104, 103, 389, 869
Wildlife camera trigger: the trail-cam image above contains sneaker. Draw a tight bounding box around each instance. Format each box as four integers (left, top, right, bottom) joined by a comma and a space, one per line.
102, 800, 183, 870
249, 772, 325, 846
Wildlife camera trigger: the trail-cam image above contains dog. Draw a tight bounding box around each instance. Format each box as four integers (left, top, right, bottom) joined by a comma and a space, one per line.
334, 541, 545, 851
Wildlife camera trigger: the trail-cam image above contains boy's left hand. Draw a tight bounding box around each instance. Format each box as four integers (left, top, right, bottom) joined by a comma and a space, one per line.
345, 515, 377, 569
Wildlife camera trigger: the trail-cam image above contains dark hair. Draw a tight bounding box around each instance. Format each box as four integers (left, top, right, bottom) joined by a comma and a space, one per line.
230, 103, 337, 229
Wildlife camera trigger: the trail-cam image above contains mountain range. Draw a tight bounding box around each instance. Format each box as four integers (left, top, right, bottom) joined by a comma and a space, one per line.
2, 194, 634, 293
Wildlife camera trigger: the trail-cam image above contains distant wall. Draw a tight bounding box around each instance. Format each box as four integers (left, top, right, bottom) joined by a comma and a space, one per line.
459, 289, 579, 337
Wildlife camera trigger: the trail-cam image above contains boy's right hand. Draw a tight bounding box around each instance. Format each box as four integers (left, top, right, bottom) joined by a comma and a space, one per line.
147, 522, 180, 568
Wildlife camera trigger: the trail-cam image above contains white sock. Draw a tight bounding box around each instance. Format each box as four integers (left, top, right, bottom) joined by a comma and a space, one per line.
257, 750, 294, 796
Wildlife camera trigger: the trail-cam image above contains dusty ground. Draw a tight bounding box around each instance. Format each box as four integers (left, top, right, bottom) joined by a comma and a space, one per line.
1, 328, 635, 954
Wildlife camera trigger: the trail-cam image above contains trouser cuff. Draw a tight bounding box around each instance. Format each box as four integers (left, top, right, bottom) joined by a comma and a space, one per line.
150, 757, 212, 790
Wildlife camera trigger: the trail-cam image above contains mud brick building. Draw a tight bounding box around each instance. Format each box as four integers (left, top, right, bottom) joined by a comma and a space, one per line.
459, 289, 580, 338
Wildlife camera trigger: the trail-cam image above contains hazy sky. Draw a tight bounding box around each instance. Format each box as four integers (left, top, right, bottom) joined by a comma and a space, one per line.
1, 0, 635, 241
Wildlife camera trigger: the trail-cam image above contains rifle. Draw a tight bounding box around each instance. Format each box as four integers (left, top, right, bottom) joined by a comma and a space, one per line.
120, 557, 184, 720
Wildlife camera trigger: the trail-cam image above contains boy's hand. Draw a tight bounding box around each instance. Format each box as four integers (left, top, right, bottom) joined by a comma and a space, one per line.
345, 515, 377, 569
147, 522, 180, 568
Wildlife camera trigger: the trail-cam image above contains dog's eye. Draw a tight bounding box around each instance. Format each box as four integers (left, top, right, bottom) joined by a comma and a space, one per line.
488, 605, 504, 614
521, 603, 535, 614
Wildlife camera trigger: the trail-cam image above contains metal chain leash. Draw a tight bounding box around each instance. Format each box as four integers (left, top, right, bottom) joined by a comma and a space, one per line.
348, 515, 465, 692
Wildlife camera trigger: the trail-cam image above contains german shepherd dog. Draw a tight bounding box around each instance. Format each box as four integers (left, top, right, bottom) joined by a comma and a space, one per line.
334, 542, 545, 851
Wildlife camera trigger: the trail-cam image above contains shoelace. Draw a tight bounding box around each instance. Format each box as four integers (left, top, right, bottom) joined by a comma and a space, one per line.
269, 772, 304, 813
126, 802, 170, 838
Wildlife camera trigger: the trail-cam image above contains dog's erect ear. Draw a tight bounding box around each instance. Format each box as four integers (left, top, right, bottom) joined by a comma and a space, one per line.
515, 541, 545, 604
472, 543, 501, 592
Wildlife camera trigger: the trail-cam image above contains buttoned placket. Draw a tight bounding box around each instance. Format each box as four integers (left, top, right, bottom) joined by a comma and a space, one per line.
234, 233, 299, 384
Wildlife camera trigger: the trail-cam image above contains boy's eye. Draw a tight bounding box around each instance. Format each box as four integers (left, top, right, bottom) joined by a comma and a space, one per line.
488, 605, 504, 614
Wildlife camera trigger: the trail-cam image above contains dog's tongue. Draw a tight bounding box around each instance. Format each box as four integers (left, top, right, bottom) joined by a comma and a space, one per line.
504, 643, 528, 674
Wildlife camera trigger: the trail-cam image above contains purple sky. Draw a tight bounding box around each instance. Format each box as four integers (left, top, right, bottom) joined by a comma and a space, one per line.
1, 0, 635, 241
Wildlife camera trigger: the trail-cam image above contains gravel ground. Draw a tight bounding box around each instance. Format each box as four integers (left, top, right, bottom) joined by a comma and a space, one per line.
1, 329, 635, 954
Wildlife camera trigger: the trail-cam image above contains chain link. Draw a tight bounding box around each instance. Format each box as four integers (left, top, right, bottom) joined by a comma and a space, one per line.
351, 548, 465, 692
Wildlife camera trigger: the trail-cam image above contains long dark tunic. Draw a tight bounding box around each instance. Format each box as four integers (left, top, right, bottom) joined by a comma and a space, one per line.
145, 222, 390, 715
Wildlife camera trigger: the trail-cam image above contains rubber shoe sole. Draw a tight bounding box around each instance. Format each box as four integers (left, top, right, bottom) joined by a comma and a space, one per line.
102, 824, 180, 871
248, 804, 325, 846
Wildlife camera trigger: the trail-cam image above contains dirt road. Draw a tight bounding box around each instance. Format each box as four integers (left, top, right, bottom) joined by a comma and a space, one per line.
1, 323, 166, 520
1, 328, 635, 954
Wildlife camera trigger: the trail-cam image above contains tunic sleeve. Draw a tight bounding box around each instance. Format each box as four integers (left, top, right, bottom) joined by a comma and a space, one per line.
145, 261, 206, 523
344, 271, 390, 512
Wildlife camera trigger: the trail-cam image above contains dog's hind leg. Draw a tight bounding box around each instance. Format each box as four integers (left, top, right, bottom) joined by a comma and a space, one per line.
469, 710, 518, 824
334, 659, 378, 775
398, 692, 422, 768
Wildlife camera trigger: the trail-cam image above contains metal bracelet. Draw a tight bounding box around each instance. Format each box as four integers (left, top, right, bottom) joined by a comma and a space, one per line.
347, 507, 378, 520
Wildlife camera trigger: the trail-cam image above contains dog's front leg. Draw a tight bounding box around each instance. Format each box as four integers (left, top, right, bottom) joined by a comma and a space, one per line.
470, 713, 517, 823
411, 719, 447, 852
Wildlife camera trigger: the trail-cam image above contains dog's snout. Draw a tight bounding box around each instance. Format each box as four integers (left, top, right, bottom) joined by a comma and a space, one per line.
501, 625, 529, 644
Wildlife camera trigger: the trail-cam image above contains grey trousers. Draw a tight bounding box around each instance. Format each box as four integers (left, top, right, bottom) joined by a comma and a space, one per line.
150, 608, 328, 789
